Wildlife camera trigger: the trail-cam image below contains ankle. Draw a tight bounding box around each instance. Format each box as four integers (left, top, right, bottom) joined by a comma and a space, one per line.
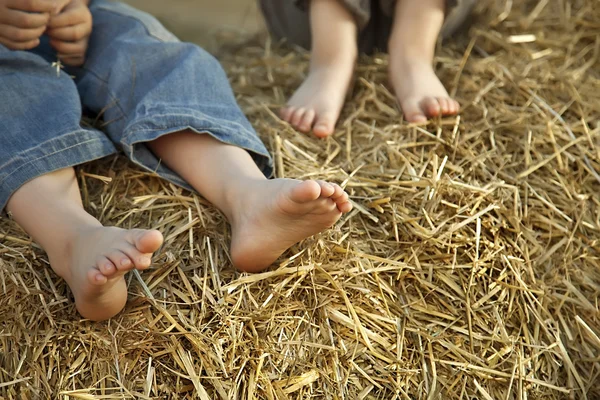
310, 42, 357, 72
390, 39, 433, 61
388, 48, 433, 72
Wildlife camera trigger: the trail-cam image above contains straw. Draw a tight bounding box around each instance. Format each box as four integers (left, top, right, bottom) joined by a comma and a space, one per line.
1, 0, 599, 398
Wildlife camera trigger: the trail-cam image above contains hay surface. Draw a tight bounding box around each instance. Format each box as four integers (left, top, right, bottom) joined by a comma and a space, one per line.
1, 0, 599, 398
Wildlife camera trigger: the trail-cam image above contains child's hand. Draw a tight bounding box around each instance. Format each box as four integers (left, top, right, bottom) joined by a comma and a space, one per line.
46, 0, 91, 66
0, 0, 57, 50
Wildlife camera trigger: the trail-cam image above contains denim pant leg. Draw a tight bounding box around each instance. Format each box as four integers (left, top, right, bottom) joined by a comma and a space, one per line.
260, 0, 474, 53
74, 1, 273, 192
0, 46, 117, 211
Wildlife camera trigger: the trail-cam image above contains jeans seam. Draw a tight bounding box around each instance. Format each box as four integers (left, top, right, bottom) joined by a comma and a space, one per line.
123, 113, 268, 153
1, 132, 109, 184
124, 112, 256, 136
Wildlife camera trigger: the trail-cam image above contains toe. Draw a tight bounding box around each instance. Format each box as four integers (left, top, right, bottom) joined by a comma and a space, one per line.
105, 249, 133, 272
420, 97, 441, 118
135, 254, 152, 270
280, 106, 294, 122
131, 229, 164, 254
290, 107, 306, 128
116, 229, 162, 270
97, 256, 118, 277
450, 99, 460, 114
290, 180, 322, 203
437, 98, 451, 115
316, 180, 335, 197
401, 98, 428, 123
87, 267, 107, 285
329, 184, 347, 201
120, 242, 152, 270
334, 192, 349, 205
330, 185, 351, 212
313, 111, 337, 138
337, 201, 353, 213
297, 109, 316, 133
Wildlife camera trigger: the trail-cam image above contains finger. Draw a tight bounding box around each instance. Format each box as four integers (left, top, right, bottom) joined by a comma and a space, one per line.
46, 23, 91, 42
49, 37, 88, 54
47, 7, 91, 29
0, 9, 50, 29
53, 0, 73, 14
6, 0, 56, 13
0, 24, 46, 43
59, 54, 85, 66
0, 36, 39, 50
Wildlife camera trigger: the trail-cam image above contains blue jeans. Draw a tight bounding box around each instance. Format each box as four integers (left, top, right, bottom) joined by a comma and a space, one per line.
0, 0, 273, 211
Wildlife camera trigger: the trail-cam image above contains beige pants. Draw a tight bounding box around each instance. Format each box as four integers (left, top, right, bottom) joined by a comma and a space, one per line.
259, 0, 475, 54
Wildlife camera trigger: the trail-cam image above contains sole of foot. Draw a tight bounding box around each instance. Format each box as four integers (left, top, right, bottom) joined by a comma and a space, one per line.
229, 179, 352, 272
49, 227, 164, 321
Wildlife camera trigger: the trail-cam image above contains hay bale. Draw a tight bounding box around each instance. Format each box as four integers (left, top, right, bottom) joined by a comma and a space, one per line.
1, 0, 599, 398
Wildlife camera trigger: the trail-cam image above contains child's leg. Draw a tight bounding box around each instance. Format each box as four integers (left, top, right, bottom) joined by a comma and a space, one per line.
146, 131, 352, 272
75, 1, 352, 273
6, 169, 163, 321
0, 44, 163, 321
388, 0, 460, 122
280, 0, 358, 137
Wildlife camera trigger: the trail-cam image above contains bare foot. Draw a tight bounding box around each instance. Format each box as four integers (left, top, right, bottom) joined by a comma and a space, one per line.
48, 227, 164, 321
280, 60, 354, 138
230, 179, 352, 272
389, 57, 460, 123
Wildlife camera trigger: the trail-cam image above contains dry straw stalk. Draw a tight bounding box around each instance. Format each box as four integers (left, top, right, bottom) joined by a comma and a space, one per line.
1, 0, 599, 398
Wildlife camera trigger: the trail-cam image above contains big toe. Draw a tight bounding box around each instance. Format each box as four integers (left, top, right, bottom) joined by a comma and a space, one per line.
132, 229, 164, 254
313, 112, 337, 138
401, 98, 428, 123
289, 180, 322, 203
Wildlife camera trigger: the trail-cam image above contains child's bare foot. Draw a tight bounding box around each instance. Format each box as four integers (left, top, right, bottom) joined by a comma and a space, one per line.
229, 179, 352, 272
48, 227, 163, 321
280, 60, 354, 138
389, 57, 460, 123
